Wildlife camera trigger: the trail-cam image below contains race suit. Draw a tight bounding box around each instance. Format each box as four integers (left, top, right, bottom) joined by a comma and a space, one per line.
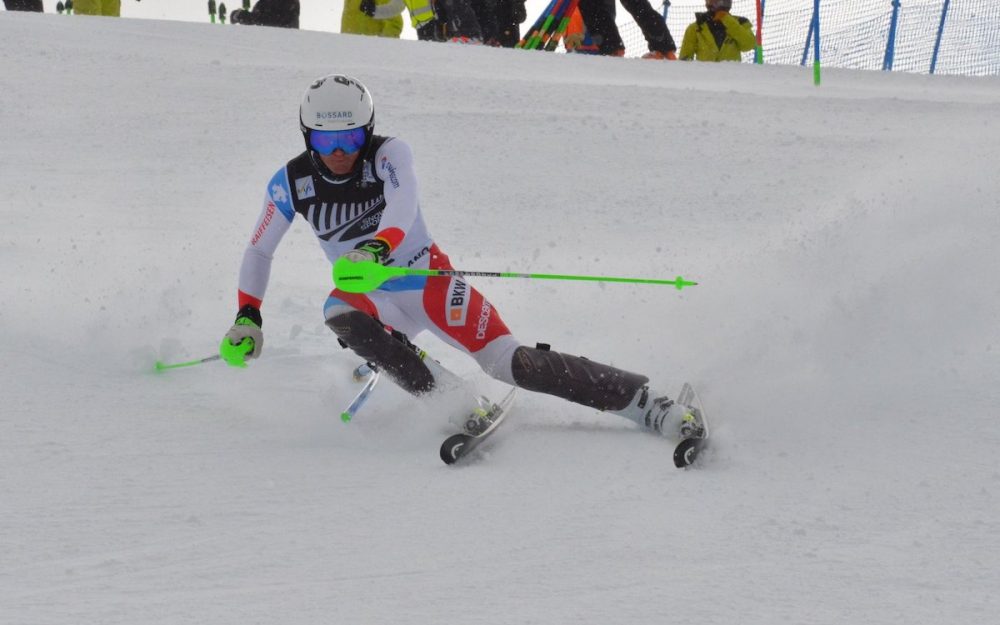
236, 135, 521, 383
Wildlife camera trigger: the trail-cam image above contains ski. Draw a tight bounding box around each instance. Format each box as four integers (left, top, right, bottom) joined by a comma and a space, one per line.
672, 382, 710, 468
440, 387, 517, 465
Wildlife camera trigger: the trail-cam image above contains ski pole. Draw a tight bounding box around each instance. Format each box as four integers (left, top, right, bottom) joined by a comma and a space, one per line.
154, 354, 221, 372
517, 0, 559, 48
544, 0, 580, 52
332, 258, 698, 294
341, 368, 382, 423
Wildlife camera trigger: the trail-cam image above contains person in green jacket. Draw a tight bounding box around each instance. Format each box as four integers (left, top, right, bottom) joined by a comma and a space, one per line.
679, 0, 755, 62
343, 0, 404, 37
73, 0, 120, 16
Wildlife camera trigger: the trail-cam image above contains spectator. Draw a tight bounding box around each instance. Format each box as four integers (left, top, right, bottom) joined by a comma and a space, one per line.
578, 0, 676, 59
679, 0, 755, 62
469, 0, 501, 44
230, 0, 299, 28
4, 0, 43, 11
73, 0, 124, 16
358, 0, 437, 40
344, 0, 403, 37
434, 0, 484, 42
494, 0, 526, 47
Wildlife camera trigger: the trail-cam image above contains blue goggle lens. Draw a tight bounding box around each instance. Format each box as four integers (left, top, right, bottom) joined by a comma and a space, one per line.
309, 127, 367, 156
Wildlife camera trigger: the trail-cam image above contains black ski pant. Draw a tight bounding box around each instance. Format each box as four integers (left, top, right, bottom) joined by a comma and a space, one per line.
578, 0, 676, 55
4, 0, 44, 11
470, 0, 500, 43
437, 0, 483, 40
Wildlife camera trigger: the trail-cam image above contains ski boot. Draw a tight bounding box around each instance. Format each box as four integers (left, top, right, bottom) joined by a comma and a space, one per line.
614, 386, 700, 439
440, 388, 518, 464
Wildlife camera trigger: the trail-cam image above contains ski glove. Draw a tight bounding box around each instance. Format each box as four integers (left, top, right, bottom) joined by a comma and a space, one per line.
220, 305, 263, 368
360, 0, 376, 17
340, 238, 391, 264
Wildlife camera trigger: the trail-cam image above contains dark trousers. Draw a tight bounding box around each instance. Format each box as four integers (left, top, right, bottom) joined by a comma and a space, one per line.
494, 0, 524, 47
470, 0, 500, 43
578, 0, 676, 55
437, 0, 483, 40
4, 0, 44, 10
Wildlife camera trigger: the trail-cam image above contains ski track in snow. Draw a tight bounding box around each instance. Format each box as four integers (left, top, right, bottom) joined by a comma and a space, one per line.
2, 12, 1000, 625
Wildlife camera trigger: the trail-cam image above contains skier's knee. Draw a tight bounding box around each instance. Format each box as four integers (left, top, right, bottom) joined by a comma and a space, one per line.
470, 335, 520, 385
325, 309, 381, 346
325, 310, 435, 395
510, 344, 649, 411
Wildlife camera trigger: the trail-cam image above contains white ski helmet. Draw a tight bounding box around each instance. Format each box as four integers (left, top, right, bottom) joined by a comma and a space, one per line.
299, 74, 375, 179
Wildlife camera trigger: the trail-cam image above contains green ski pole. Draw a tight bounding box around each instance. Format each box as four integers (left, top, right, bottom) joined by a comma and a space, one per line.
332, 258, 698, 294
154, 354, 221, 372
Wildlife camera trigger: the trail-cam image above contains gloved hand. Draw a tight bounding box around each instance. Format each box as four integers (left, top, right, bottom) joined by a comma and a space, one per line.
341, 239, 391, 264
360, 0, 377, 18
220, 305, 263, 368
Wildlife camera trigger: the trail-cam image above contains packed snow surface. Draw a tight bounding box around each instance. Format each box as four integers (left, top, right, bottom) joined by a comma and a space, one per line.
2, 12, 999, 625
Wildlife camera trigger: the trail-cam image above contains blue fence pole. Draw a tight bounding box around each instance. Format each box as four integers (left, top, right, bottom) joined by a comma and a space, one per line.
930, 0, 950, 74
662, 0, 670, 20
801, 9, 815, 67
813, 0, 821, 85
883, 0, 902, 71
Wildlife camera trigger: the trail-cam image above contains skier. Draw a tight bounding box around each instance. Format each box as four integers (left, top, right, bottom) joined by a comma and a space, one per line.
220, 74, 691, 439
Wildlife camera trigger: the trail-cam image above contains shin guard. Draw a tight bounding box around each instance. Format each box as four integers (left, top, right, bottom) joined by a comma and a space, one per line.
510, 345, 649, 411
326, 311, 435, 395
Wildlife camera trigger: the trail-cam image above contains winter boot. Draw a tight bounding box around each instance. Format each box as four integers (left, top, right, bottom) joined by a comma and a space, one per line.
642, 50, 677, 60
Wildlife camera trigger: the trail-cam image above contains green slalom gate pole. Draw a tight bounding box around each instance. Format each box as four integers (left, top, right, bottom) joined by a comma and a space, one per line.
332, 258, 698, 294
154, 354, 221, 372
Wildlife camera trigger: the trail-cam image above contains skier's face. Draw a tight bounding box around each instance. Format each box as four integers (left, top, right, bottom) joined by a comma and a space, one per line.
319, 148, 361, 175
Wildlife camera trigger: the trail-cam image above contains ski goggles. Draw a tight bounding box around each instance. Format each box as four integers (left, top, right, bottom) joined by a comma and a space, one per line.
309, 127, 367, 156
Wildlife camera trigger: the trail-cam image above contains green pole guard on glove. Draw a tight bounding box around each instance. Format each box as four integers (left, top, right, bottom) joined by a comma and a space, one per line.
219, 316, 260, 368
220, 336, 256, 367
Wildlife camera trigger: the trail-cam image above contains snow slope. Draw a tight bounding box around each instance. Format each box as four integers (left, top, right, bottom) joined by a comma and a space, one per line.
2, 12, 1000, 624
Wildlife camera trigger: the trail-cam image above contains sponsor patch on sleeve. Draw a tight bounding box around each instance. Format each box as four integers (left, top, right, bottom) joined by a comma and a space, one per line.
295, 175, 316, 200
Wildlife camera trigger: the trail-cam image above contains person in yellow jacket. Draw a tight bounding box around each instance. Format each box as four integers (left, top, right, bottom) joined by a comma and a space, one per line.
343, 0, 404, 37
73, 0, 121, 16
357, 0, 441, 40
679, 0, 755, 62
